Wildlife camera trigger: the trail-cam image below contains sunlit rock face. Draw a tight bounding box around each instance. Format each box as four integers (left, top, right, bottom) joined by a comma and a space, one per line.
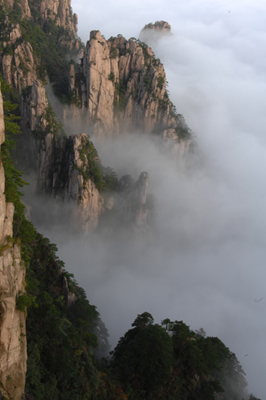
31, 131, 105, 232
76, 29, 186, 138
0, 18, 37, 90
0, 0, 31, 18
29, 0, 78, 34
0, 85, 27, 400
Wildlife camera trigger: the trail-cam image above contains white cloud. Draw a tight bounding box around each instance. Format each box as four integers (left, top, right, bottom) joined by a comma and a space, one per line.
33, 0, 266, 397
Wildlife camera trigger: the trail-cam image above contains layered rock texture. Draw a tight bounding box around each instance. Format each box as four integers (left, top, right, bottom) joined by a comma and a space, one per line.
0, 0, 81, 92
29, 0, 78, 33
118, 172, 152, 229
0, 0, 31, 19
0, 2, 190, 235
0, 86, 27, 400
18, 79, 154, 232
71, 29, 189, 142
0, 17, 37, 90
1, 0, 77, 33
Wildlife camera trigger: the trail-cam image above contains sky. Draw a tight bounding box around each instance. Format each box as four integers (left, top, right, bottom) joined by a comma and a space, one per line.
35, 0, 266, 397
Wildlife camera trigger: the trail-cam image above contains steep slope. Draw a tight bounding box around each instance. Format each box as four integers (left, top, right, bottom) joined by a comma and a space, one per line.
0, 84, 26, 400
73, 29, 190, 143
0, 1, 191, 233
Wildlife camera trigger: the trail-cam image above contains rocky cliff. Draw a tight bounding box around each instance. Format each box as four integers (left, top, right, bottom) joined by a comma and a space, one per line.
0, 85, 27, 400
29, 0, 78, 34
0, 0, 31, 19
18, 79, 153, 232
71, 29, 190, 143
0, 0, 81, 94
1, 2, 190, 234
0, 17, 37, 90
1, 0, 77, 33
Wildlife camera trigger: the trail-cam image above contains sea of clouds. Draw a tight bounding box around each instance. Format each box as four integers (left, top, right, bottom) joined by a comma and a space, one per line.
30, 0, 266, 397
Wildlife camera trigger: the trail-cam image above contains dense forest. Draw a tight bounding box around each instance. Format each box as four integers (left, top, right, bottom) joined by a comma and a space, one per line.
0, 1, 262, 399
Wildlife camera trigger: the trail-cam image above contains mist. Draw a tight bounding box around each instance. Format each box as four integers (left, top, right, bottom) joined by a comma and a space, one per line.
26, 1, 266, 397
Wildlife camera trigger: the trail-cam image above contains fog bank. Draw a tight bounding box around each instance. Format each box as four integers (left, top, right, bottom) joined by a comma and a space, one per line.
31, 1, 266, 397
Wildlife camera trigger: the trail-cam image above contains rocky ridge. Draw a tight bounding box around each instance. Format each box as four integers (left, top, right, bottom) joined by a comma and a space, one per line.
1, 0, 77, 33
0, 85, 26, 400
29, 0, 78, 34
0, 1, 190, 233
0, 17, 37, 90
18, 80, 153, 232
139, 21, 172, 52
140, 20, 172, 35
73, 29, 189, 142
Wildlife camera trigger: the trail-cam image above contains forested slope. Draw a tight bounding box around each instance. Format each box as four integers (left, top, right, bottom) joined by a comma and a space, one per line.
0, 0, 262, 399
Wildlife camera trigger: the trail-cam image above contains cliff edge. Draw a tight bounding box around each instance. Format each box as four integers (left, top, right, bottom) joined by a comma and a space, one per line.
0, 84, 26, 400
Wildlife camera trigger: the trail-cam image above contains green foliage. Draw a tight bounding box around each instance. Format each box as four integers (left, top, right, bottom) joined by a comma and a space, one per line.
157, 74, 165, 89
175, 126, 191, 140
158, 97, 169, 111
101, 166, 118, 192
74, 135, 118, 192
110, 313, 248, 400
132, 312, 154, 327
114, 79, 127, 111
18, 17, 79, 99
109, 72, 115, 83
112, 319, 174, 396
25, 232, 107, 399
3, 43, 13, 56
0, 76, 36, 262
143, 72, 153, 94
16, 293, 37, 312
110, 47, 118, 59
75, 135, 104, 191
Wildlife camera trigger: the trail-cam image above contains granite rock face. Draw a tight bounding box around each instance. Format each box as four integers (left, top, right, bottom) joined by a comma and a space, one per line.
0, 85, 27, 400
0, 0, 31, 18
118, 171, 154, 232
69, 29, 190, 144
32, 0, 78, 34
0, 18, 37, 90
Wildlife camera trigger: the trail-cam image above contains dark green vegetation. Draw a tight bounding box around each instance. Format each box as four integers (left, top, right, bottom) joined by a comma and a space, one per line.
24, 232, 109, 400
109, 313, 248, 400
0, 0, 84, 101
0, 2, 260, 399
75, 134, 118, 192
32, 100, 65, 139
0, 77, 36, 262
0, 77, 252, 399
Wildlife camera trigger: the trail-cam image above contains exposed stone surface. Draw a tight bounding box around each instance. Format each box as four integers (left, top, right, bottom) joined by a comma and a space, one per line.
119, 171, 152, 229
19, 80, 48, 170
33, 130, 105, 232
73, 30, 189, 141
141, 21, 171, 34
29, 0, 77, 34
0, 0, 31, 18
0, 19, 37, 89
0, 85, 26, 400
69, 63, 75, 90
19, 81, 153, 232
62, 276, 77, 307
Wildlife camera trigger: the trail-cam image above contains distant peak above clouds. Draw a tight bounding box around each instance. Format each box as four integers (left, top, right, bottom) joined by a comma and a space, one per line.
139, 21, 172, 45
